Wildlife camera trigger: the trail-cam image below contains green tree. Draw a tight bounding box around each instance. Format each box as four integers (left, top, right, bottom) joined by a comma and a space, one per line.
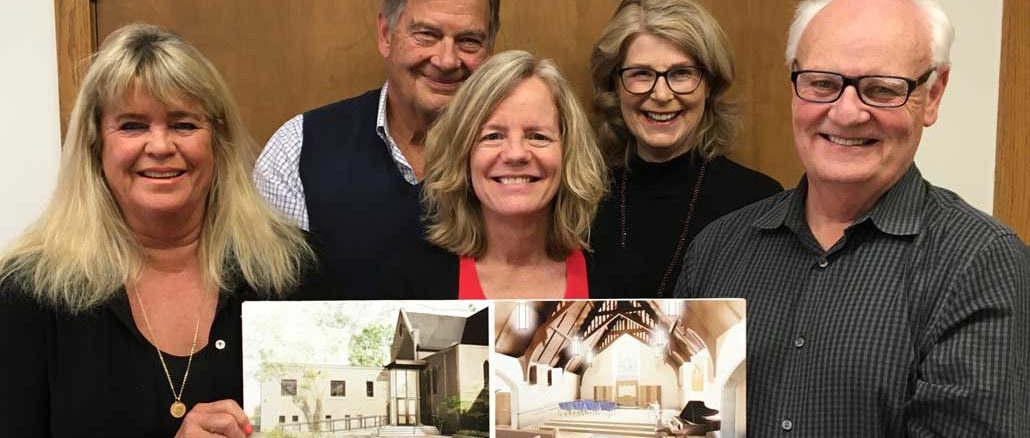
348, 323, 392, 366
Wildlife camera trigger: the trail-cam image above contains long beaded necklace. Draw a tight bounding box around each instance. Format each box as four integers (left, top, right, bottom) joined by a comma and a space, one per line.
133, 288, 204, 419
619, 160, 708, 297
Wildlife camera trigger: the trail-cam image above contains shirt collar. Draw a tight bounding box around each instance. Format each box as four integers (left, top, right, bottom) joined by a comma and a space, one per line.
858, 165, 925, 236
376, 81, 391, 139
752, 165, 925, 237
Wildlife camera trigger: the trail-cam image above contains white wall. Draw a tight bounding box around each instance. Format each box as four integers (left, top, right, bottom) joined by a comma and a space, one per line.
0, 0, 1005, 249
493, 354, 581, 428
0, 2, 61, 247
916, 0, 1003, 213
580, 336, 681, 409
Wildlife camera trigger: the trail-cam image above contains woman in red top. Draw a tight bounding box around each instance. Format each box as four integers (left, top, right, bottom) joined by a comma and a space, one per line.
419, 50, 608, 299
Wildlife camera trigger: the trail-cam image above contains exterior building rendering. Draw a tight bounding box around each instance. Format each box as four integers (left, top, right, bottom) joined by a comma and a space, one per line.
254, 305, 489, 436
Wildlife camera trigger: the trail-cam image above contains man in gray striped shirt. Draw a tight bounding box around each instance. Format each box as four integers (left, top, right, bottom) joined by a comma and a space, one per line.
676, 0, 1028, 436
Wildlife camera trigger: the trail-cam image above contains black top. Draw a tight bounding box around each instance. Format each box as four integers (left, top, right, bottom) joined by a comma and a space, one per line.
675, 166, 1030, 436
0, 282, 257, 438
590, 150, 782, 297
300, 89, 436, 296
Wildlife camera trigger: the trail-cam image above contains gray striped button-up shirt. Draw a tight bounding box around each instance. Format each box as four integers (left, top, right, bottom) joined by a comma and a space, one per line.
675, 166, 1029, 437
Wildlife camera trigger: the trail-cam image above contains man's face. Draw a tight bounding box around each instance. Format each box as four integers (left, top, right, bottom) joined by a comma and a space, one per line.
791, 0, 948, 193
377, 0, 491, 119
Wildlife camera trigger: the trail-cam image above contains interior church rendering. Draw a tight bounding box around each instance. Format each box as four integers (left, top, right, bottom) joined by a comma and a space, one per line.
493, 300, 746, 438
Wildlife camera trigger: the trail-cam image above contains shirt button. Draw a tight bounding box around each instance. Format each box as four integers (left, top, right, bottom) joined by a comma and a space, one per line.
817, 258, 829, 268
215, 340, 226, 350
793, 337, 805, 348
782, 419, 793, 431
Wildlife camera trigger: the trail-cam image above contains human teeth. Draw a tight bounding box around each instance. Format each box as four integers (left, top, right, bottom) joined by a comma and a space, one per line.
498, 177, 532, 184
827, 135, 871, 146
141, 171, 183, 178
645, 112, 677, 121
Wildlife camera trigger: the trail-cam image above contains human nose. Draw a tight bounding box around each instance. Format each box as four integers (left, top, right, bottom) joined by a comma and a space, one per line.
499, 136, 532, 163
144, 126, 176, 157
432, 38, 462, 71
650, 75, 674, 102
827, 86, 871, 125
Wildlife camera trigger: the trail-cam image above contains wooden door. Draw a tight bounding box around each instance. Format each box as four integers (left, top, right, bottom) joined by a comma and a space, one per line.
60, 0, 803, 188
496, 392, 512, 427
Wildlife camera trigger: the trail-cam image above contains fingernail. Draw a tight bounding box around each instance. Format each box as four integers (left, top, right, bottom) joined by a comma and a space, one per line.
245, 424, 253, 435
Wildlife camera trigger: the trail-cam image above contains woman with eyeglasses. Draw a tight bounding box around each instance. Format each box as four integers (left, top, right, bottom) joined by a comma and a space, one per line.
589, 0, 783, 297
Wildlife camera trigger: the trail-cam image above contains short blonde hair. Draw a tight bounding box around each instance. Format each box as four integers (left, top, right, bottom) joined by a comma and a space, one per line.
422, 50, 608, 260
0, 23, 312, 312
591, 0, 738, 167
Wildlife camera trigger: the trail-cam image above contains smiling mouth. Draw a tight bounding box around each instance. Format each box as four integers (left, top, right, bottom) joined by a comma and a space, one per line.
424, 75, 464, 90
139, 170, 186, 179
644, 111, 680, 122
492, 176, 541, 184
822, 134, 877, 146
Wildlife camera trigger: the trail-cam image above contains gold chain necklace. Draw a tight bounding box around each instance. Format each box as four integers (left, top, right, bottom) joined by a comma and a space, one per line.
133, 287, 204, 419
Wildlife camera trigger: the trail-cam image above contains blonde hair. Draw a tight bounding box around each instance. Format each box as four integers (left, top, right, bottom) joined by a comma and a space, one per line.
590, 0, 739, 167
0, 23, 312, 313
422, 50, 608, 260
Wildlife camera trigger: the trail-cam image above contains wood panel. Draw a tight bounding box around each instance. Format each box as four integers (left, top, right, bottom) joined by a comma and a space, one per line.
700, 0, 801, 187
638, 384, 661, 407
495, 391, 511, 426
63, 0, 799, 186
995, 0, 1030, 240
54, 0, 96, 138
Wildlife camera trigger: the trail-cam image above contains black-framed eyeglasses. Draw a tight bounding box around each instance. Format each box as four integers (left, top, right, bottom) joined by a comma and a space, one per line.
618, 66, 705, 95
790, 67, 936, 108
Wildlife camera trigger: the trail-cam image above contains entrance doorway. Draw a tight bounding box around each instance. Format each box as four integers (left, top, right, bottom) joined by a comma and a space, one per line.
391, 369, 420, 425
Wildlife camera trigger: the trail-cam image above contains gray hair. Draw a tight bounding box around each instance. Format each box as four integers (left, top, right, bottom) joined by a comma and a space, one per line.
590, 0, 739, 167
785, 0, 955, 67
381, 0, 502, 46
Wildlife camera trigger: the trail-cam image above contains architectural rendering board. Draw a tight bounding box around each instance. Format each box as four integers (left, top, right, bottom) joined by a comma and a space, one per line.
493, 299, 746, 438
242, 301, 490, 437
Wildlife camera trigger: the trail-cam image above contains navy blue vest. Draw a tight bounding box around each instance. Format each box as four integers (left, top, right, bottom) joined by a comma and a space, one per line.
300, 89, 433, 297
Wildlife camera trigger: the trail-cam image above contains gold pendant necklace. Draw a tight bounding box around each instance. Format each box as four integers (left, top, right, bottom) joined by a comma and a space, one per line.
133, 287, 204, 419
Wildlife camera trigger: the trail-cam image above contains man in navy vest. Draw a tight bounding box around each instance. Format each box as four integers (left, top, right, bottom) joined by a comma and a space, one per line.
254, 0, 500, 296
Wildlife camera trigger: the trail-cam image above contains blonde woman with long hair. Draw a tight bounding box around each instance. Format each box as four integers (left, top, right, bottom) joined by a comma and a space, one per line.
393, 50, 625, 298
0, 23, 311, 437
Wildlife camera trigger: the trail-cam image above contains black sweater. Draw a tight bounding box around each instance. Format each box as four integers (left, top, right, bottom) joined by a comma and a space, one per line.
590, 151, 783, 298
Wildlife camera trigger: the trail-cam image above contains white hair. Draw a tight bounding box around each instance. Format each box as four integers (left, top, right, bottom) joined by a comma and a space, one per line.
785, 0, 955, 67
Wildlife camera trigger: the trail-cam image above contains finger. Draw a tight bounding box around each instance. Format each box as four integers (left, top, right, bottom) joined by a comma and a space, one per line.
193, 400, 253, 433
174, 419, 222, 438
196, 412, 246, 438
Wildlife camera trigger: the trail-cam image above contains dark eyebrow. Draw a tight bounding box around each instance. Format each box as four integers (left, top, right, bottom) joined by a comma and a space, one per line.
167, 110, 203, 120
622, 63, 700, 70
408, 20, 486, 40
407, 21, 441, 33
112, 112, 146, 121
455, 30, 487, 41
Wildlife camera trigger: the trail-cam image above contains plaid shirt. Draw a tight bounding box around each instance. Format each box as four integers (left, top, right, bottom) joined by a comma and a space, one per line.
676, 166, 1029, 437
253, 83, 417, 230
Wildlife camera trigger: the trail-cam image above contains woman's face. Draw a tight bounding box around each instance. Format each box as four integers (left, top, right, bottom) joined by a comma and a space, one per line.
470, 77, 563, 224
100, 87, 214, 228
617, 33, 708, 162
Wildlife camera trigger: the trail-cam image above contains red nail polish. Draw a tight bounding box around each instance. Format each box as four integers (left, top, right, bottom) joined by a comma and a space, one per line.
245, 424, 253, 435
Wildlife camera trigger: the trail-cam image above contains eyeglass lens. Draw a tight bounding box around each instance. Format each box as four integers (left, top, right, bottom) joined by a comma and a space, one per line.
621, 67, 703, 94
795, 72, 912, 107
